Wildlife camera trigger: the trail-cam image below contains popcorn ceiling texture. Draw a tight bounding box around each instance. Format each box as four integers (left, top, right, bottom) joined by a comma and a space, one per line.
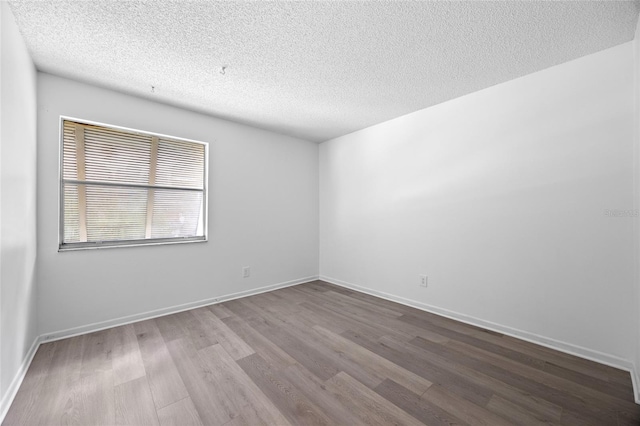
8, 1, 640, 142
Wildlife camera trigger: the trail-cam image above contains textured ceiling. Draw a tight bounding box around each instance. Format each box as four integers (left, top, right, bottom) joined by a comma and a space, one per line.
8, 1, 640, 142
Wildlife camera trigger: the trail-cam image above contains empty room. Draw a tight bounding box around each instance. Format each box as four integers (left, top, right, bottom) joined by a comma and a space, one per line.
3, 0, 640, 425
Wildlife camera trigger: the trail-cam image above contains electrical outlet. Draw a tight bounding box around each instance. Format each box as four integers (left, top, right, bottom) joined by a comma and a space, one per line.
419, 275, 428, 287
242, 266, 251, 278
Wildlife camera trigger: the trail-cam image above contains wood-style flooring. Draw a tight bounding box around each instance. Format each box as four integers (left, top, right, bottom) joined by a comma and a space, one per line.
4, 280, 639, 425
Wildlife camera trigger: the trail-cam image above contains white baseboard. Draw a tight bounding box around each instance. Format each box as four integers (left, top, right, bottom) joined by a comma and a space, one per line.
320, 275, 640, 403
4, 273, 637, 421
633, 366, 640, 404
0, 337, 42, 422
0, 275, 318, 423
40, 275, 318, 343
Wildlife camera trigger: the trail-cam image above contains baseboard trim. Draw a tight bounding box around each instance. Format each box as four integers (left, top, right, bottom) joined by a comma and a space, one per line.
3, 273, 637, 419
633, 365, 640, 404
41, 275, 318, 343
320, 275, 639, 402
0, 275, 318, 423
0, 336, 42, 422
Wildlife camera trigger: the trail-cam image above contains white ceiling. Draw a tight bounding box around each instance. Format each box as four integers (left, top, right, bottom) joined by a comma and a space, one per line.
8, 1, 640, 143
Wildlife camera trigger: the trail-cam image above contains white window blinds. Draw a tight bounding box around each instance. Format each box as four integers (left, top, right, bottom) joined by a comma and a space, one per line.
60, 119, 207, 250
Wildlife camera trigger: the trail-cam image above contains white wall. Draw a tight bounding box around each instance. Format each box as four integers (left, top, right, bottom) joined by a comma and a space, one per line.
320, 43, 636, 365
0, 0, 38, 410
37, 73, 319, 335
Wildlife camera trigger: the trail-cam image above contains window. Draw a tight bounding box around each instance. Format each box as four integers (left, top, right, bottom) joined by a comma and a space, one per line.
60, 118, 207, 250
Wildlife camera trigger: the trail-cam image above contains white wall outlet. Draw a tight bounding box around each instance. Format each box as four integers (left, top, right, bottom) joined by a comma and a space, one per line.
419, 275, 428, 287
242, 266, 251, 278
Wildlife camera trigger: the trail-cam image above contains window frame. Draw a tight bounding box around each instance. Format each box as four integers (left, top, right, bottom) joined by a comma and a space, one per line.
58, 116, 209, 251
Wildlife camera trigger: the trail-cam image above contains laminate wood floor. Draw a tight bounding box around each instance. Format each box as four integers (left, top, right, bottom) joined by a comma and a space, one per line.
4, 281, 639, 425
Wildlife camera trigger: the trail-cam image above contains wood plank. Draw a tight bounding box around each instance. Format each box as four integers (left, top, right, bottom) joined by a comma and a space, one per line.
542, 359, 634, 402
311, 298, 419, 341
208, 303, 235, 320
304, 282, 425, 316
236, 353, 331, 425
3, 343, 59, 425
198, 344, 291, 426
223, 299, 263, 322
134, 319, 189, 410
26, 336, 85, 425
165, 339, 237, 425
617, 403, 640, 426
294, 286, 398, 321
223, 405, 268, 426
2, 388, 42, 426
404, 306, 632, 390
73, 370, 116, 426
250, 291, 302, 316
281, 364, 368, 426
398, 304, 629, 391
287, 300, 350, 335
239, 304, 340, 381
4, 368, 115, 426
323, 290, 405, 318
301, 293, 448, 346
501, 334, 632, 387
190, 306, 254, 360
270, 286, 312, 304
313, 325, 432, 395
300, 301, 392, 341
111, 323, 146, 386
157, 397, 203, 426
155, 312, 188, 343
400, 313, 546, 370
559, 408, 612, 426
16, 342, 56, 391
374, 378, 468, 426
408, 335, 602, 422
195, 343, 257, 419
44, 372, 114, 425
295, 286, 402, 320
422, 384, 512, 426
401, 335, 563, 422
221, 314, 297, 370
324, 371, 424, 426
80, 329, 114, 377
114, 376, 159, 426
301, 280, 333, 293
243, 299, 383, 389
446, 337, 639, 414
485, 394, 557, 425
442, 338, 625, 424
174, 310, 218, 350
297, 286, 450, 344
341, 329, 494, 407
